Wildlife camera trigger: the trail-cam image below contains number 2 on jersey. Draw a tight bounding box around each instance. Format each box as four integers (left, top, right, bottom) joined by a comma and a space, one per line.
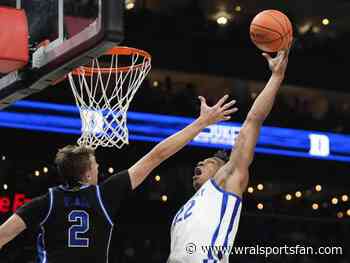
173, 200, 196, 227
68, 210, 90, 247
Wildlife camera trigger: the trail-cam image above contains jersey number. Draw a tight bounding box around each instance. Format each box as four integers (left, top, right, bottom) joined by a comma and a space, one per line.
172, 200, 196, 227
68, 210, 90, 247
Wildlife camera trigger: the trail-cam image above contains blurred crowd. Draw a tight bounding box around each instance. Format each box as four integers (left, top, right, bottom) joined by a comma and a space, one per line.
131, 76, 350, 134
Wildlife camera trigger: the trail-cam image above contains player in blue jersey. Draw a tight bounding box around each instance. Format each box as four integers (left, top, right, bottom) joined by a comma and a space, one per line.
168, 48, 290, 263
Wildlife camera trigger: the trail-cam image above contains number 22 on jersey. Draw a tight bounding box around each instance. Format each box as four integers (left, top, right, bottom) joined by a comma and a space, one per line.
172, 200, 196, 227
172, 188, 205, 228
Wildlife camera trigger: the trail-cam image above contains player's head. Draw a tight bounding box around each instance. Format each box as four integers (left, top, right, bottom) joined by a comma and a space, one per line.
193, 150, 228, 190
55, 145, 99, 187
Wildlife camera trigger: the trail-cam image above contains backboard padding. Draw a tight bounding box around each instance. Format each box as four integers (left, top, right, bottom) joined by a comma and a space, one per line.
0, 0, 124, 109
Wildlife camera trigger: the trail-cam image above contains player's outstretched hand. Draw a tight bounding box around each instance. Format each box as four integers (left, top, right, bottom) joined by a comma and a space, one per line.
262, 47, 290, 77
198, 95, 238, 126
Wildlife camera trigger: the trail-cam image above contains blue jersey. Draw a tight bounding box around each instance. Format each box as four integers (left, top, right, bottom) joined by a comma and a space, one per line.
16, 170, 131, 263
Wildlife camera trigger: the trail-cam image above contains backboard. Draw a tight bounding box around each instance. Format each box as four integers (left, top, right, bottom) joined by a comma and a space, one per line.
0, 0, 124, 108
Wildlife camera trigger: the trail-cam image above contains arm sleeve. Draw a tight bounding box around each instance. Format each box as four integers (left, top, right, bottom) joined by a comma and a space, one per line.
15, 193, 50, 230
99, 170, 132, 217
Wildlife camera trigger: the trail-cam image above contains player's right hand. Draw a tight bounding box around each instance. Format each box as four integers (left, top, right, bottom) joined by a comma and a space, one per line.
198, 95, 238, 126
262, 46, 290, 77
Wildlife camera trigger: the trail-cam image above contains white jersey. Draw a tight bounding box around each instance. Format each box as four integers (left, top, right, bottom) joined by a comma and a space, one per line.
168, 178, 242, 263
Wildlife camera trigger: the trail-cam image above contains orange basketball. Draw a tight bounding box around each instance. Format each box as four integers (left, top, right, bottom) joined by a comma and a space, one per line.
250, 10, 293, 53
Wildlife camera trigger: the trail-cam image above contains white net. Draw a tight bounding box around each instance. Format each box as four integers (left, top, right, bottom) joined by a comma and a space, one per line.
68, 47, 151, 149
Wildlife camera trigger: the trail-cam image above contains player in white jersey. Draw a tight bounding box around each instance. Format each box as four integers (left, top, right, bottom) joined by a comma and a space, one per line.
168, 47, 290, 263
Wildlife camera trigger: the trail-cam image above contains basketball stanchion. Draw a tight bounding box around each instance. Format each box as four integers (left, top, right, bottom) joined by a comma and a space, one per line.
68, 47, 152, 149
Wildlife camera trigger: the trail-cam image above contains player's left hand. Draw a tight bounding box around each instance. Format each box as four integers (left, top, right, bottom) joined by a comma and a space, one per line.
198, 95, 238, 125
262, 47, 290, 77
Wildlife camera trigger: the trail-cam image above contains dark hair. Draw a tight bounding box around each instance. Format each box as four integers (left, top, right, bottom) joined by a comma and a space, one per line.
54, 145, 95, 186
213, 150, 229, 163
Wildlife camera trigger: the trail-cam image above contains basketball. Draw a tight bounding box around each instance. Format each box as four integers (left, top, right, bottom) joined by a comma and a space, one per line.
250, 10, 293, 53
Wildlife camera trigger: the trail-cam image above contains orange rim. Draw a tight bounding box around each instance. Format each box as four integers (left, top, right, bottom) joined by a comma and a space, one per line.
71, 46, 151, 76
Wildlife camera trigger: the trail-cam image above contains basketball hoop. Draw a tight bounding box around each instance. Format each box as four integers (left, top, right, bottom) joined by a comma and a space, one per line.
68, 46, 151, 149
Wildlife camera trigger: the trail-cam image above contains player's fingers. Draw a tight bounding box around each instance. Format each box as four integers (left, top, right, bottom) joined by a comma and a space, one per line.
223, 108, 238, 116
285, 55, 289, 64
279, 49, 285, 56
283, 49, 289, 60
262, 52, 271, 61
277, 49, 286, 59
223, 116, 231, 121
221, 100, 236, 110
283, 49, 289, 59
216, 94, 229, 107
286, 45, 291, 59
282, 50, 289, 64
286, 46, 291, 55
198, 96, 207, 106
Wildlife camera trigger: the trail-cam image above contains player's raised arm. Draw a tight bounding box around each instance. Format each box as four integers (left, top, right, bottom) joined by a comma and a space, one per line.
0, 193, 49, 249
128, 95, 238, 189
215, 48, 290, 195
0, 214, 26, 249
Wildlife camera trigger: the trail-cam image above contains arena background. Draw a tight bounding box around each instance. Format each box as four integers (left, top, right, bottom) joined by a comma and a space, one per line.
0, 0, 350, 262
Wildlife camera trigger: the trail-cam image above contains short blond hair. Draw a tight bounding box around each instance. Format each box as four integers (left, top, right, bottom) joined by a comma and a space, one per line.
54, 145, 95, 186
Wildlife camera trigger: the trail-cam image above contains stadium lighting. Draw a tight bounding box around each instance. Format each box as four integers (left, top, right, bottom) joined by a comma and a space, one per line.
152, 80, 159, 87
125, 0, 135, 10
341, 195, 348, 202
312, 26, 321, 33
295, 191, 302, 198
285, 194, 292, 201
331, 197, 339, 205
322, 18, 330, 26
217, 16, 228, 25
161, 195, 168, 202
315, 185, 322, 192
234, 5, 241, 12
298, 22, 312, 34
